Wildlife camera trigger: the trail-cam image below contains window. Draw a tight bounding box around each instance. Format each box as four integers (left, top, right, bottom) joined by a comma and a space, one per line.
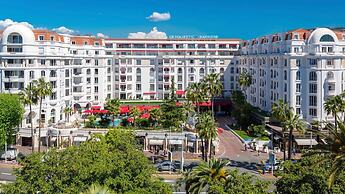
136, 68, 141, 74
309, 108, 317, 117
326, 60, 333, 66
309, 83, 317, 93
296, 95, 301, 105
320, 34, 334, 42
41, 71, 45, 77
309, 71, 317, 81
136, 60, 141, 65
296, 71, 300, 80
309, 96, 317, 106
136, 84, 141, 91
95, 69, 98, 75
39, 35, 44, 41
86, 69, 91, 75
327, 72, 334, 79
296, 84, 301, 92
29, 71, 35, 79
94, 86, 99, 93
150, 84, 155, 91
7, 33, 23, 43
309, 59, 317, 65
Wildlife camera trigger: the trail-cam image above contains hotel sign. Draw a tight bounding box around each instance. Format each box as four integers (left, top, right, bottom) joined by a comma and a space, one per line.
169, 35, 219, 39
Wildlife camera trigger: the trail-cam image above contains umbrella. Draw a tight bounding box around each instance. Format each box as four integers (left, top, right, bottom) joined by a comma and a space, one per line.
83, 110, 92, 114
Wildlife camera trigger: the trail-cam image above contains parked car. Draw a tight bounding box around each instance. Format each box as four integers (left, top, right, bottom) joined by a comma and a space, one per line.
156, 161, 176, 172
184, 162, 199, 170
0, 148, 18, 160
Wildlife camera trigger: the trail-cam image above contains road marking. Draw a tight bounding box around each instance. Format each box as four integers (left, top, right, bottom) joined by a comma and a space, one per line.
1, 173, 12, 176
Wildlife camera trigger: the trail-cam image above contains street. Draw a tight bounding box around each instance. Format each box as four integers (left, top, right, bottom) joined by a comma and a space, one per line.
0, 163, 16, 182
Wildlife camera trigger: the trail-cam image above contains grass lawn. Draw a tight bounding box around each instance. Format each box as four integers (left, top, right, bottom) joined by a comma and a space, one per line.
233, 129, 270, 141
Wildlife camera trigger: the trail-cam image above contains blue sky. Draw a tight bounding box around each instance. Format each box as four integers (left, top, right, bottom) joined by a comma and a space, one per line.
1, 0, 345, 39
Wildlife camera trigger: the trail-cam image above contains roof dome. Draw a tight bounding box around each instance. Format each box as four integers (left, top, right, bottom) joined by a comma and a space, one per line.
1, 24, 35, 45
308, 28, 338, 44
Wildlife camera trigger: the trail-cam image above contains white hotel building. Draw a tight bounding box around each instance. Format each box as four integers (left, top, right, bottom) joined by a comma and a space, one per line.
0, 24, 239, 129
236, 28, 345, 123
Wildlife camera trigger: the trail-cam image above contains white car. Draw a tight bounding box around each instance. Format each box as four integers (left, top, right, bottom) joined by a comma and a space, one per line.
0, 148, 18, 160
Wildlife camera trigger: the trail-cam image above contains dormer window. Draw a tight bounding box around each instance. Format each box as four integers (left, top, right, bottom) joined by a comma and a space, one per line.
50, 36, 54, 41
94, 42, 100, 46
84, 41, 88, 45
7, 33, 23, 43
72, 41, 76, 45
39, 35, 44, 41
293, 34, 299, 40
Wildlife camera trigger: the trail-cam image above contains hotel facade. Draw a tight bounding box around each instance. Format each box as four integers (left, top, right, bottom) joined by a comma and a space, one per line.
1, 24, 345, 130
0, 24, 239, 129
236, 28, 345, 123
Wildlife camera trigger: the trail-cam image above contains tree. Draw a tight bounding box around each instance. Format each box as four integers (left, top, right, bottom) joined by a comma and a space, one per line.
306, 120, 345, 188
169, 77, 178, 102
230, 90, 253, 129
272, 99, 293, 160
203, 73, 223, 118
1, 129, 172, 194
196, 112, 218, 161
324, 95, 345, 131
179, 159, 269, 194
160, 100, 186, 130
63, 107, 72, 123
238, 71, 252, 95
149, 108, 162, 127
283, 112, 306, 160
104, 98, 120, 127
86, 115, 97, 128
186, 82, 205, 114
129, 106, 141, 127
19, 83, 38, 153
33, 78, 52, 152
0, 94, 24, 149
275, 154, 345, 194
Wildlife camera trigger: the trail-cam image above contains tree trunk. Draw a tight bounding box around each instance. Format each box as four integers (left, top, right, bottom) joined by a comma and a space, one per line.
211, 97, 214, 118
38, 98, 42, 153
282, 133, 286, 161
112, 114, 115, 127
30, 104, 34, 153
334, 113, 338, 132
200, 138, 205, 161
207, 139, 211, 162
288, 129, 293, 160
209, 139, 212, 160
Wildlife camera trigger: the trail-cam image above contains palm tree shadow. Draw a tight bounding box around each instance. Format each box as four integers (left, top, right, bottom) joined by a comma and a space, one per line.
227, 159, 261, 174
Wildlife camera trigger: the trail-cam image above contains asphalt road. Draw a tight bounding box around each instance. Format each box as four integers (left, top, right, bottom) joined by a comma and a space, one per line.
0, 164, 15, 182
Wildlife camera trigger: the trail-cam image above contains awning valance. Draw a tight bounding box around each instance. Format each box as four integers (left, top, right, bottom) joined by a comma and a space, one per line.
149, 139, 164, 145
295, 139, 318, 146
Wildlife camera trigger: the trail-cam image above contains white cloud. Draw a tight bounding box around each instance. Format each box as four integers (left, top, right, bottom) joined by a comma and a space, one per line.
146, 12, 171, 22
52, 26, 75, 34
128, 27, 167, 39
96, 33, 108, 38
0, 18, 34, 29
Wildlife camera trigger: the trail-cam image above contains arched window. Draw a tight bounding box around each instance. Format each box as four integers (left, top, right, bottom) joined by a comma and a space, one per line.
50, 70, 56, 77
327, 71, 334, 79
150, 68, 155, 73
7, 33, 23, 43
41, 71, 45, 77
51, 109, 56, 116
200, 68, 205, 74
220, 68, 224, 73
309, 71, 317, 81
86, 69, 91, 75
120, 67, 126, 73
136, 68, 141, 74
178, 68, 182, 74
320, 34, 334, 42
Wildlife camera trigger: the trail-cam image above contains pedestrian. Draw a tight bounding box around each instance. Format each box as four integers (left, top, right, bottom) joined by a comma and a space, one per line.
244, 143, 247, 151
257, 149, 260, 156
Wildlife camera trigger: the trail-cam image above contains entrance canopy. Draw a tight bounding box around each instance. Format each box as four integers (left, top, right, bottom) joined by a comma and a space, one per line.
295, 139, 318, 146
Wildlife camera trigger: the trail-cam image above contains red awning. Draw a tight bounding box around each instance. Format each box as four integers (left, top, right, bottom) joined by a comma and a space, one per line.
176, 90, 185, 95
100, 109, 108, 114
120, 106, 130, 114
127, 117, 134, 122
196, 102, 212, 107
91, 105, 101, 110
217, 127, 223, 134
83, 110, 92, 114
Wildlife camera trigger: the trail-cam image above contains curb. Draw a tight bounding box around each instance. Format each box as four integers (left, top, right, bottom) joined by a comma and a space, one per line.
224, 124, 247, 144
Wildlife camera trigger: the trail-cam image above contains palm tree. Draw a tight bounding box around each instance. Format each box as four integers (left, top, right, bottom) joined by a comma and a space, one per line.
238, 71, 252, 93
283, 112, 306, 160
272, 99, 293, 161
104, 98, 120, 127
81, 183, 114, 194
324, 95, 345, 131
307, 119, 345, 188
64, 107, 72, 123
186, 82, 205, 114
33, 78, 52, 152
182, 159, 228, 193
149, 108, 162, 127
196, 112, 218, 161
19, 83, 38, 153
203, 73, 222, 118
129, 106, 141, 127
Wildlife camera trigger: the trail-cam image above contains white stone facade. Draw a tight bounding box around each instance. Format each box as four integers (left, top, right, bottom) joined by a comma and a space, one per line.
0, 24, 239, 128
234, 28, 345, 123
